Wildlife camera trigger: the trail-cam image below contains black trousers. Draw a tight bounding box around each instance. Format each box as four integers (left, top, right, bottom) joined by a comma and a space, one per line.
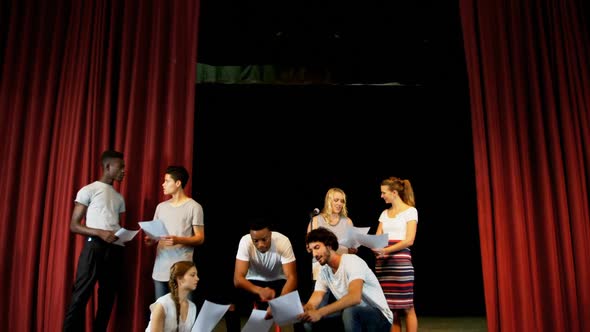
63, 237, 123, 332
225, 279, 286, 332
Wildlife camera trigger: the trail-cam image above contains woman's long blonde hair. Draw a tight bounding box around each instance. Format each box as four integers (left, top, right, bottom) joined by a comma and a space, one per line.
321, 187, 349, 219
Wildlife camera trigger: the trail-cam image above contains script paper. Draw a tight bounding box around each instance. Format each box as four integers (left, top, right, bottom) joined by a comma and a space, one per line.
191, 300, 230, 332
340, 227, 389, 249
340, 226, 370, 248
355, 232, 389, 249
241, 309, 274, 332
138, 219, 168, 239
113, 228, 139, 246
268, 290, 304, 326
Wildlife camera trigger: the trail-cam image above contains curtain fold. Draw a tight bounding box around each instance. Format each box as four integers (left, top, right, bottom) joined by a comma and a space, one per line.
0, 0, 199, 331
459, 0, 590, 330
4, 0, 590, 330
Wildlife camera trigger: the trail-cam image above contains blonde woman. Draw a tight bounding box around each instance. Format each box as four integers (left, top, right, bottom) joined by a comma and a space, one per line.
307, 187, 357, 280
306, 188, 357, 314
146, 261, 199, 332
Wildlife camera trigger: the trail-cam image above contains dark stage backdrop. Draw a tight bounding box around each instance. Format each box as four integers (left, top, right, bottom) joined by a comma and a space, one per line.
191, 83, 485, 316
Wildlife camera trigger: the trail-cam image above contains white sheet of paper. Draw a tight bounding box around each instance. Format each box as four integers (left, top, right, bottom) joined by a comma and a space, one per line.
113, 228, 139, 246
241, 309, 273, 332
268, 290, 304, 326
340, 236, 357, 250
192, 300, 230, 332
138, 219, 168, 239
352, 226, 371, 234
339, 237, 357, 249
341, 226, 371, 248
355, 233, 390, 249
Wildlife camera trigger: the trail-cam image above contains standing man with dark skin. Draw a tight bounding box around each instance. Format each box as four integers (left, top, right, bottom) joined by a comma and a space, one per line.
63, 150, 126, 332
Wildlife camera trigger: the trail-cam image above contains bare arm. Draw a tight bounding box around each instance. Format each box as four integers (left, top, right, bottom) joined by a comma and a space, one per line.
374, 220, 417, 256
302, 290, 327, 311
375, 221, 384, 235
280, 261, 298, 296
147, 303, 165, 332
306, 216, 318, 233
69, 202, 117, 243
383, 220, 417, 253
233, 259, 275, 301
318, 278, 362, 316
161, 225, 205, 246
299, 279, 364, 322
306, 218, 317, 252
346, 218, 354, 227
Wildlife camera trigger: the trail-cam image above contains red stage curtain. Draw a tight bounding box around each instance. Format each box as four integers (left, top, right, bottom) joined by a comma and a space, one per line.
0, 0, 199, 331
459, 0, 590, 331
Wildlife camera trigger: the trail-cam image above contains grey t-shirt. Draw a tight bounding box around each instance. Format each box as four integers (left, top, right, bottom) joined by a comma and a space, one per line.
75, 181, 125, 231
152, 199, 204, 281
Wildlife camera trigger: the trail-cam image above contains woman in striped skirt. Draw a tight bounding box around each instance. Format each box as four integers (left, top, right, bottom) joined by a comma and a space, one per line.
373, 177, 419, 332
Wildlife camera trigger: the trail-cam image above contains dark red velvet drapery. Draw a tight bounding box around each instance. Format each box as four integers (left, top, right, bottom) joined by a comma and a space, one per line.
2, 0, 590, 331
460, 0, 590, 331
0, 0, 199, 331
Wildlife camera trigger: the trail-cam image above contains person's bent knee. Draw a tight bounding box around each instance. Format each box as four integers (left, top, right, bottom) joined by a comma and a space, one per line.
341, 306, 363, 331
342, 305, 365, 320
342, 305, 390, 332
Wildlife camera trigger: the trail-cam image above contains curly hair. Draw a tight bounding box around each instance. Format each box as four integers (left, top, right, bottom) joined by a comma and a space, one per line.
305, 227, 339, 251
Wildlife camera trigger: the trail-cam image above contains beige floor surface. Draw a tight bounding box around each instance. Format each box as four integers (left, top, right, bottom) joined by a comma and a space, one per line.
211, 316, 487, 332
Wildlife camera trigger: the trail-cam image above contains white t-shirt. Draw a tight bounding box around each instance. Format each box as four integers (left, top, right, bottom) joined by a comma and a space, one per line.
75, 181, 125, 231
145, 293, 197, 332
236, 231, 296, 281
152, 199, 204, 281
315, 254, 393, 324
379, 207, 418, 240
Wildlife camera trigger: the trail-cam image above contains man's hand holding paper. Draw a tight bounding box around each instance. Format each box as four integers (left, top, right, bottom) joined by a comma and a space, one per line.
138, 219, 168, 240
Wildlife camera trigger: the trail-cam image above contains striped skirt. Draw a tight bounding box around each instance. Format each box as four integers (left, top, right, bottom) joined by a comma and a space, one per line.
374, 240, 415, 309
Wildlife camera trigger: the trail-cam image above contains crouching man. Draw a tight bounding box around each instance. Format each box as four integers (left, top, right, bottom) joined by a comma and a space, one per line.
298, 227, 393, 332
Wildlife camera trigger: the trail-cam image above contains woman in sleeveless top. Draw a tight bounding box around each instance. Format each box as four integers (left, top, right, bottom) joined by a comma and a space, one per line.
306, 187, 357, 314
146, 261, 199, 332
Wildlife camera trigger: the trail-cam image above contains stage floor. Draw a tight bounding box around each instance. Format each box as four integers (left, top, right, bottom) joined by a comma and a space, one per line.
212, 315, 488, 332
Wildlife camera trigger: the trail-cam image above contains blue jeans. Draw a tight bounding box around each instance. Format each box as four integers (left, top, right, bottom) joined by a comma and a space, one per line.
310, 280, 339, 319
304, 304, 391, 332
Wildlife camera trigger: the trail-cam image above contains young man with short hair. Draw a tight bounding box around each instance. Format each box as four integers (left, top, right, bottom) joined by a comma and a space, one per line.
144, 165, 205, 301
226, 218, 298, 331
63, 149, 126, 332
299, 227, 393, 332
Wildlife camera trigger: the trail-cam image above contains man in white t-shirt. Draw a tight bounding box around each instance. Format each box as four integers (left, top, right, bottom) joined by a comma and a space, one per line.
63, 150, 126, 332
298, 227, 393, 332
225, 218, 298, 332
